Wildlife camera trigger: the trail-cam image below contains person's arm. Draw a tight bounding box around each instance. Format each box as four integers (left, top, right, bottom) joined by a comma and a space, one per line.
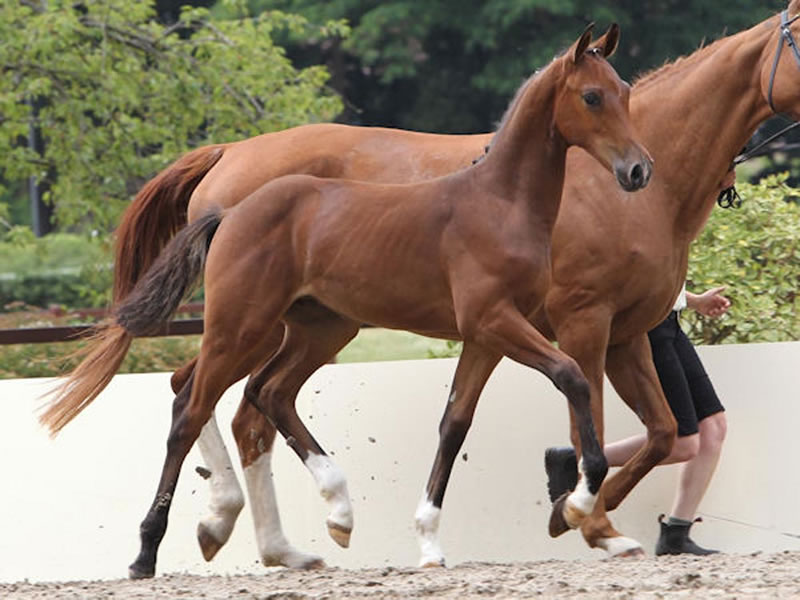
686, 286, 731, 318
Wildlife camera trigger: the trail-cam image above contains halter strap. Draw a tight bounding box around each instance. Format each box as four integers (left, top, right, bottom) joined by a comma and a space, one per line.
719, 11, 800, 208
767, 10, 800, 113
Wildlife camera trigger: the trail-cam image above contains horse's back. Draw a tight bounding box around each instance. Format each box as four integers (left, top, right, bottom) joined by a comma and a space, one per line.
188, 123, 490, 220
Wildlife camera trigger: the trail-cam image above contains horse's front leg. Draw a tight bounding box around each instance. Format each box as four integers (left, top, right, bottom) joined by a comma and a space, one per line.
415, 342, 501, 567
464, 302, 608, 548
547, 311, 643, 556
602, 334, 677, 509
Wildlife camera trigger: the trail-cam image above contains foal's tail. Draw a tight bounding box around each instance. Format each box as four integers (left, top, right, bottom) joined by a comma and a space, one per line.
40, 211, 223, 436
112, 145, 225, 303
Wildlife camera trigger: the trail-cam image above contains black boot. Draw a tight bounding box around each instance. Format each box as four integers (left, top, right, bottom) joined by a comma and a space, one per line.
654, 514, 720, 556
544, 446, 578, 503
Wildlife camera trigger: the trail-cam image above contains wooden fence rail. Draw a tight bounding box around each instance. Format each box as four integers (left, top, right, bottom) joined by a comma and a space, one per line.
0, 303, 204, 345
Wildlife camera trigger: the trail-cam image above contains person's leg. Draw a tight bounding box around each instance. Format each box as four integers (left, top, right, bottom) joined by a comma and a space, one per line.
604, 432, 699, 467
669, 411, 727, 520
654, 317, 726, 555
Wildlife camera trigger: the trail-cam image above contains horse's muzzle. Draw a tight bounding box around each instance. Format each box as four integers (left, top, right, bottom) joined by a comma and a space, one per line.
615, 157, 652, 192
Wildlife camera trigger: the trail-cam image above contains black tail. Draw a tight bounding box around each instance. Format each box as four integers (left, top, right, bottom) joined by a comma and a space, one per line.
41, 210, 222, 436
115, 210, 222, 335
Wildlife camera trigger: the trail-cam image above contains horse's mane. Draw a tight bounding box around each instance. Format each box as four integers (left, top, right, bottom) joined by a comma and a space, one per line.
488, 50, 563, 148
493, 69, 544, 135
631, 33, 729, 91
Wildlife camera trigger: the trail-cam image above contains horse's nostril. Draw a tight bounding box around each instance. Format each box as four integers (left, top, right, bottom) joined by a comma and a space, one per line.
630, 164, 644, 187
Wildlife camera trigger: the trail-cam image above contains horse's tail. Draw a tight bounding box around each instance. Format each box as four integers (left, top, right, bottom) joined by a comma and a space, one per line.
40, 211, 223, 436
112, 144, 225, 303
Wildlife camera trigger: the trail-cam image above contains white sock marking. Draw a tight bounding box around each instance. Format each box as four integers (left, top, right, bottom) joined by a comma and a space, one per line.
305, 453, 353, 531
415, 495, 445, 567
244, 451, 322, 567
597, 535, 642, 556
196, 414, 245, 543
566, 458, 597, 517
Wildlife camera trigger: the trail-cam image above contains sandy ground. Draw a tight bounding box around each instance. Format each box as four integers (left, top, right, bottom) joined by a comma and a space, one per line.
3, 552, 799, 599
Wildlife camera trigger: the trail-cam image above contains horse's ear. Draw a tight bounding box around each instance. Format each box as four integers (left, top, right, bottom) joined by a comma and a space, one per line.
572, 22, 595, 64
594, 23, 620, 58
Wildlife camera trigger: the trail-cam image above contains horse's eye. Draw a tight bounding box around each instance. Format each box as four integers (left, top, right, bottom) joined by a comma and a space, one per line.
583, 91, 601, 107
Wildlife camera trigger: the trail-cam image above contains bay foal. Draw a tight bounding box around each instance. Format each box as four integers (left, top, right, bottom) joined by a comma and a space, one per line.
42, 25, 652, 577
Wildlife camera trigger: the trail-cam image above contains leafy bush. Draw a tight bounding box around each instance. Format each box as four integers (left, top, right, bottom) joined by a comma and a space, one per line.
0, 233, 112, 309
684, 175, 800, 344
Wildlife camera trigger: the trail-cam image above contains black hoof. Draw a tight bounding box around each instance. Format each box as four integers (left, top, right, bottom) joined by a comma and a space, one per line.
544, 446, 578, 503
128, 562, 155, 580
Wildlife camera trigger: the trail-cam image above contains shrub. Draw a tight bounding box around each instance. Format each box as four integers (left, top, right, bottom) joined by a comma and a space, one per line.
684, 175, 800, 344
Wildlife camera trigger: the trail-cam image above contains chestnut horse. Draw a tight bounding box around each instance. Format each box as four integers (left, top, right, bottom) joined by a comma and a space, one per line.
159, 2, 800, 570
41, 26, 654, 578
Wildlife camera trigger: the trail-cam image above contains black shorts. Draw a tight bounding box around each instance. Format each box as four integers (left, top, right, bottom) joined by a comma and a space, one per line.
647, 311, 725, 437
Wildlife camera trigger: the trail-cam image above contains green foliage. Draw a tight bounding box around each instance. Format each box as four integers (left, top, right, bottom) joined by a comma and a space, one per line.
0, 233, 111, 308
0, 0, 342, 233
228, 0, 784, 132
685, 175, 800, 344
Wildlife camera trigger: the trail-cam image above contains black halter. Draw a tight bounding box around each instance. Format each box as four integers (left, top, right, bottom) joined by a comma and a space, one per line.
718, 10, 800, 208
767, 10, 800, 114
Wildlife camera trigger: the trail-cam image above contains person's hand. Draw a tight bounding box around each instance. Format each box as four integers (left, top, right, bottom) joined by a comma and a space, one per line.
689, 286, 731, 318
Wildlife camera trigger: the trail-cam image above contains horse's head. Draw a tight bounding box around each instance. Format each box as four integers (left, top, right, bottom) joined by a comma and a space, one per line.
554, 24, 653, 192
759, 1, 800, 119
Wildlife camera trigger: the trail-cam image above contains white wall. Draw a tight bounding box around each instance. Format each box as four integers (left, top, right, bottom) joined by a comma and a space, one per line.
1, 341, 798, 582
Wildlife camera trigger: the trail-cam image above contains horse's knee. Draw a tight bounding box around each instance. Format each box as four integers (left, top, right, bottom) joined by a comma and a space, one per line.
552, 359, 590, 408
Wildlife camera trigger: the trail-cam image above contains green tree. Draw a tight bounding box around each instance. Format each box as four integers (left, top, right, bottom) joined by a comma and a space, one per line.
216, 0, 784, 132
0, 0, 343, 236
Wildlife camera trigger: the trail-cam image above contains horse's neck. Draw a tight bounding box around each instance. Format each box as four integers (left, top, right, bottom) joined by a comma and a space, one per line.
635, 19, 777, 240
475, 65, 567, 223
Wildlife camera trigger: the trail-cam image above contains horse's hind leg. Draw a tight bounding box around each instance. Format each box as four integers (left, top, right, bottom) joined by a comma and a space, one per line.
244, 306, 360, 549
128, 349, 248, 579
231, 395, 324, 569
169, 355, 247, 563
188, 324, 292, 564
415, 341, 501, 567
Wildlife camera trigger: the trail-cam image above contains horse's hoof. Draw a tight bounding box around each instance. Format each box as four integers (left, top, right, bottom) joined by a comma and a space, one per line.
263, 551, 327, 570
614, 546, 646, 558
197, 523, 224, 561
548, 492, 571, 537
420, 559, 446, 568
598, 535, 645, 558
127, 562, 155, 580
299, 557, 327, 570
327, 520, 352, 548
